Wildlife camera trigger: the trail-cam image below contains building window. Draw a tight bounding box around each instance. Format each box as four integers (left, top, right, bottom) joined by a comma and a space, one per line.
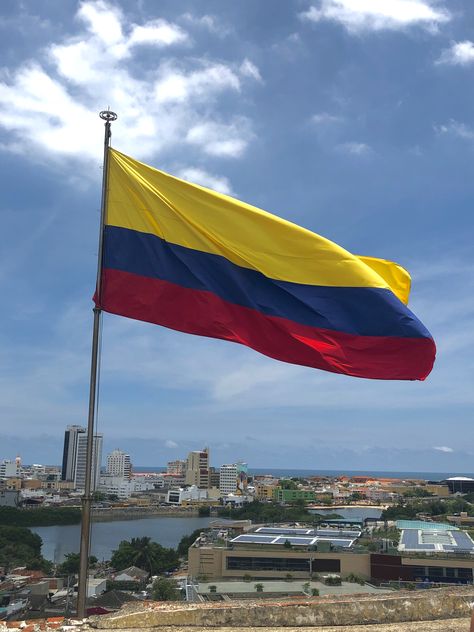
226, 557, 340, 572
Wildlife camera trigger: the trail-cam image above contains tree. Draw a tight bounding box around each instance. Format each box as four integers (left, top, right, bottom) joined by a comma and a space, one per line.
56, 553, 97, 576
311, 588, 319, 596
151, 577, 181, 601
254, 583, 264, 592
0, 526, 52, 573
111, 537, 179, 575
177, 529, 209, 557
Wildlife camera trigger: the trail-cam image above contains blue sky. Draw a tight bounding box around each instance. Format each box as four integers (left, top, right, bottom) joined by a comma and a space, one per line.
0, 0, 473, 472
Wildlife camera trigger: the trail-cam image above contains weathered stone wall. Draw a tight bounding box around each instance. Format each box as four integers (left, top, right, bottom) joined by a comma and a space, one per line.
90, 586, 474, 628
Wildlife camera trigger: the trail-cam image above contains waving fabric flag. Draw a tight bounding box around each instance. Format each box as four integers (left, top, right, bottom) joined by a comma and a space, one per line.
97, 149, 435, 380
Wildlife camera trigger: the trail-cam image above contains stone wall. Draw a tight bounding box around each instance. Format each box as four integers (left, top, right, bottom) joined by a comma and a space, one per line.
90, 586, 474, 628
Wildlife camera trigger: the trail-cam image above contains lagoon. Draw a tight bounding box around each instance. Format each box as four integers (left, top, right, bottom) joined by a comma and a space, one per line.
32, 515, 213, 563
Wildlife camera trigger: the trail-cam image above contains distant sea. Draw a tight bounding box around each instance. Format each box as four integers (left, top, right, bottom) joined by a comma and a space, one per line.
133, 467, 472, 481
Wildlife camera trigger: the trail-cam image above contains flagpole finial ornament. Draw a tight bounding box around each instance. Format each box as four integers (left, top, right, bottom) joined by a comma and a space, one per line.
99, 110, 117, 122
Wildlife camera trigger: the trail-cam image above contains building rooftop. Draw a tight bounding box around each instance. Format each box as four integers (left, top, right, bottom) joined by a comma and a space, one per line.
230, 525, 361, 549
398, 528, 474, 554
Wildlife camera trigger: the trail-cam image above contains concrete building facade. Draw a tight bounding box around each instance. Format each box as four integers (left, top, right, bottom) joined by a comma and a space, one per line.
185, 448, 210, 489
106, 449, 131, 479
74, 432, 103, 491
61, 425, 85, 481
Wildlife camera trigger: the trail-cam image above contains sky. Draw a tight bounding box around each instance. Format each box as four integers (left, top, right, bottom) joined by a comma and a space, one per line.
0, 0, 473, 472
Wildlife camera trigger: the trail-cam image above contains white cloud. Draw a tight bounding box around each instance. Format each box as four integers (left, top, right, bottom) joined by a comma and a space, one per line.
181, 13, 230, 37
433, 446, 454, 453
300, 0, 450, 33
435, 119, 474, 141
154, 63, 240, 104
186, 120, 252, 158
0, 0, 254, 164
336, 141, 372, 155
240, 59, 262, 82
311, 112, 343, 125
176, 167, 234, 195
437, 41, 474, 66
165, 439, 178, 448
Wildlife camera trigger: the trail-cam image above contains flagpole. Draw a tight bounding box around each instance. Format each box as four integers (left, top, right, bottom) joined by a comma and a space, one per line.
76, 109, 117, 619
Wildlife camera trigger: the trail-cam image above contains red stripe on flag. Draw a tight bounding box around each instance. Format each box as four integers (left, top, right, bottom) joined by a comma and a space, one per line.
99, 268, 435, 380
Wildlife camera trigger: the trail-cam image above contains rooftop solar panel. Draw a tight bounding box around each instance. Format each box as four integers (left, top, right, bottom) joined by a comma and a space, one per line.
451, 531, 474, 551
272, 536, 316, 546
256, 527, 312, 535
231, 535, 277, 543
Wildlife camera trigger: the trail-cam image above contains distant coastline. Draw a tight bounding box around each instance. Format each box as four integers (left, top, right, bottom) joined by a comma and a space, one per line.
132, 466, 469, 480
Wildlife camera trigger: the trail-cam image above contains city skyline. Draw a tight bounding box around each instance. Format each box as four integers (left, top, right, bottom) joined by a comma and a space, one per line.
0, 1, 473, 470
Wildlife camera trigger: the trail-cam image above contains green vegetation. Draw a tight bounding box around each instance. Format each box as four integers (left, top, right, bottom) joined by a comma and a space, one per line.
217, 500, 340, 523
0, 525, 52, 573
243, 573, 252, 582
324, 575, 341, 586
208, 584, 217, 593
177, 528, 209, 556
56, 552, 97, 576
151, 577, 181, 601
402, 488, 434, 498
255, 583, 264, 592
0, 506, 81, 526
311, 588, 319, 596
198, 506, 211, 517
345, 573, 365, 585
111, 537, 179, 574
381, 497, 473, 521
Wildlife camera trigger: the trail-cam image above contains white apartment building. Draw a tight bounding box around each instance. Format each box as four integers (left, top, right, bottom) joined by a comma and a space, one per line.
167, 485, 211, 505
219, 462, 248, 495
106, 449, 132, 479
0, 457, 21, 479
219, 464, 238, 494
74, 433, 103, 491
99, 474, 155, 499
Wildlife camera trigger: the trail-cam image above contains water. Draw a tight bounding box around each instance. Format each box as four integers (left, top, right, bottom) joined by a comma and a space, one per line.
311, 507, 383, 521
134, 467, 471, 481
32, 516, 213, 563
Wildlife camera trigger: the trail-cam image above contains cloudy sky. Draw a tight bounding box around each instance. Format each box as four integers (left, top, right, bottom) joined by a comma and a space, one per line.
1, 0, 473, 472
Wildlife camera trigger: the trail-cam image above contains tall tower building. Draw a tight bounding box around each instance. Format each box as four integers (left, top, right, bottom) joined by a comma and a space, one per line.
61, 425, 85, 481
185, 447, 209, 489
219, 462, 248, 494
74, 433, 103, 491
106, 449, 132, 479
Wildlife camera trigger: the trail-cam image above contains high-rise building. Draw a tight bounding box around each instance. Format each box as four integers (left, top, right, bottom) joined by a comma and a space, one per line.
74, 433, 103, 491
185, 447, 209, 489
106, 449, 132, 479
61, 425, 85, 481
219, 462, 248, 495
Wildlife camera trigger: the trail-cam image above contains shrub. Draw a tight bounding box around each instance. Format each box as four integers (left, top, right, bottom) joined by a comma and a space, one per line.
324, 575, 341, 586
311, 588, 319, 596
254, 583, 264, 592
243, 573, 252, 582
285, 573, 293, 581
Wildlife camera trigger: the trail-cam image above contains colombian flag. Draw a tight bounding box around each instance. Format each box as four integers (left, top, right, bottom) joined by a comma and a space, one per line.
97, 149, 435, 381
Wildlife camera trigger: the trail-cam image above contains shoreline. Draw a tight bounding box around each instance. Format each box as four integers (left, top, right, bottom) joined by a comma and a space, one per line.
309, 504, 387, 510
91, 506, 201, 521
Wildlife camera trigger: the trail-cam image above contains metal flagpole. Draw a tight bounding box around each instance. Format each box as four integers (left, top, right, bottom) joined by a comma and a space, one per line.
76, 109, 117, 619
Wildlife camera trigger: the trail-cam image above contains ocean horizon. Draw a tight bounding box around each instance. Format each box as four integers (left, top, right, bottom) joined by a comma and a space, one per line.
132, 466, 472, 481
